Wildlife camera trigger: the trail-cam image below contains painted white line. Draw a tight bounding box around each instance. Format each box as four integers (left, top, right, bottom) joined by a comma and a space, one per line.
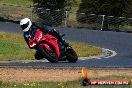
79, 48, 117, 60
103, 49, 117, 58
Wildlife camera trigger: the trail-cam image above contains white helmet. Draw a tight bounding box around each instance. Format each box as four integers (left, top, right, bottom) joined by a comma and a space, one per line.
20, 18, 32, 32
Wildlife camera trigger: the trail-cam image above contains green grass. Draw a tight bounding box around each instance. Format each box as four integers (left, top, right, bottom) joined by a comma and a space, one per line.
0, 76, 131, 88
70, 41, 102, 57
0, 0, 33, 7
0, 32, 36, 60
0, 0, 32, 21
0, 32, 102, 61
119, 25, 132, 32
0, 4, 32, 21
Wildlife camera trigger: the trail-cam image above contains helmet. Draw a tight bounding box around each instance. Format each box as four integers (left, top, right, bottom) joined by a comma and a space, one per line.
20, 18, 32, 32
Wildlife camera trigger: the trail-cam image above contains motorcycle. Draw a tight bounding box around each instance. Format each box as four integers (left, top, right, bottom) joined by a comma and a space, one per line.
28, 29, 78, 63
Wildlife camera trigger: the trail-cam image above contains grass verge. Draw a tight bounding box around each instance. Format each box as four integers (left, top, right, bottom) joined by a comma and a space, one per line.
0, 32, 102, 61
0, 0, 33, 7
0, 76, 131, 88
0, 3, 32, 21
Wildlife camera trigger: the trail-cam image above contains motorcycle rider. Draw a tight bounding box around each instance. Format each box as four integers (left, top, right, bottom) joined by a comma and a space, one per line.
20, 18, 69, 49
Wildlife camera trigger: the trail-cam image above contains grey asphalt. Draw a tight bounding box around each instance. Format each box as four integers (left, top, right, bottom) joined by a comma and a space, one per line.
0, 21, 132, 68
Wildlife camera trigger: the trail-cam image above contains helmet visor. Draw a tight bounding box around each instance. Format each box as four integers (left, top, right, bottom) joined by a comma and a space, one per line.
21, 21, 29, 30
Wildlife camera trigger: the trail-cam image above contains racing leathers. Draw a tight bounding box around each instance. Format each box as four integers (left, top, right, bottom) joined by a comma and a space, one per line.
23, 23, 68, 49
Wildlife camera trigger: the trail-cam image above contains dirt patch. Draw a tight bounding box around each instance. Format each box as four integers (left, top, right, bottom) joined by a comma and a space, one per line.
0, 68, 132, 83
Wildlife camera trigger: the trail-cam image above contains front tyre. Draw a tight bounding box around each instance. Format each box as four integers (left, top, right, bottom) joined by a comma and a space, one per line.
36, 45, 58, 63
35, 51, 43, 60
66, 48, 78, 63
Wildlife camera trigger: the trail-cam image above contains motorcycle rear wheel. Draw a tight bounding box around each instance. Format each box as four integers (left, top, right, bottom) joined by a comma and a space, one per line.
36, 45, 58, 63
66, 48, 78, 63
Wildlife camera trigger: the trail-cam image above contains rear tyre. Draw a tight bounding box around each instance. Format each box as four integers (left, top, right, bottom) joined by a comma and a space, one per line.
66, 48, 78, 63
36, 45, 58, 63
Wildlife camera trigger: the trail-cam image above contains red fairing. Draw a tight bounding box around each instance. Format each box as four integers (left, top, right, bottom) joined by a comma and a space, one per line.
41, 34, 61, 58
28, 29, 61, 58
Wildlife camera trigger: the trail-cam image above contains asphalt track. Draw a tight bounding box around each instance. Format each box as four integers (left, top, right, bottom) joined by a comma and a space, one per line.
0, 22, 132, 68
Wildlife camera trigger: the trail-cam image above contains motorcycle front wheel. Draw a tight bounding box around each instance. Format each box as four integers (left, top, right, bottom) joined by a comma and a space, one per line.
35, 51, 44, 60
36, 45, 58, 63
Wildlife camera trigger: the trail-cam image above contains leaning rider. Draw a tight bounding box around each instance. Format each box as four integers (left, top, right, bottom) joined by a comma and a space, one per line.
19, 18, 68, 49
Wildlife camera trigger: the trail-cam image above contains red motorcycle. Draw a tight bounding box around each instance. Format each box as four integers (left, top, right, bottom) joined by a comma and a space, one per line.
28, 29, 78, 63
